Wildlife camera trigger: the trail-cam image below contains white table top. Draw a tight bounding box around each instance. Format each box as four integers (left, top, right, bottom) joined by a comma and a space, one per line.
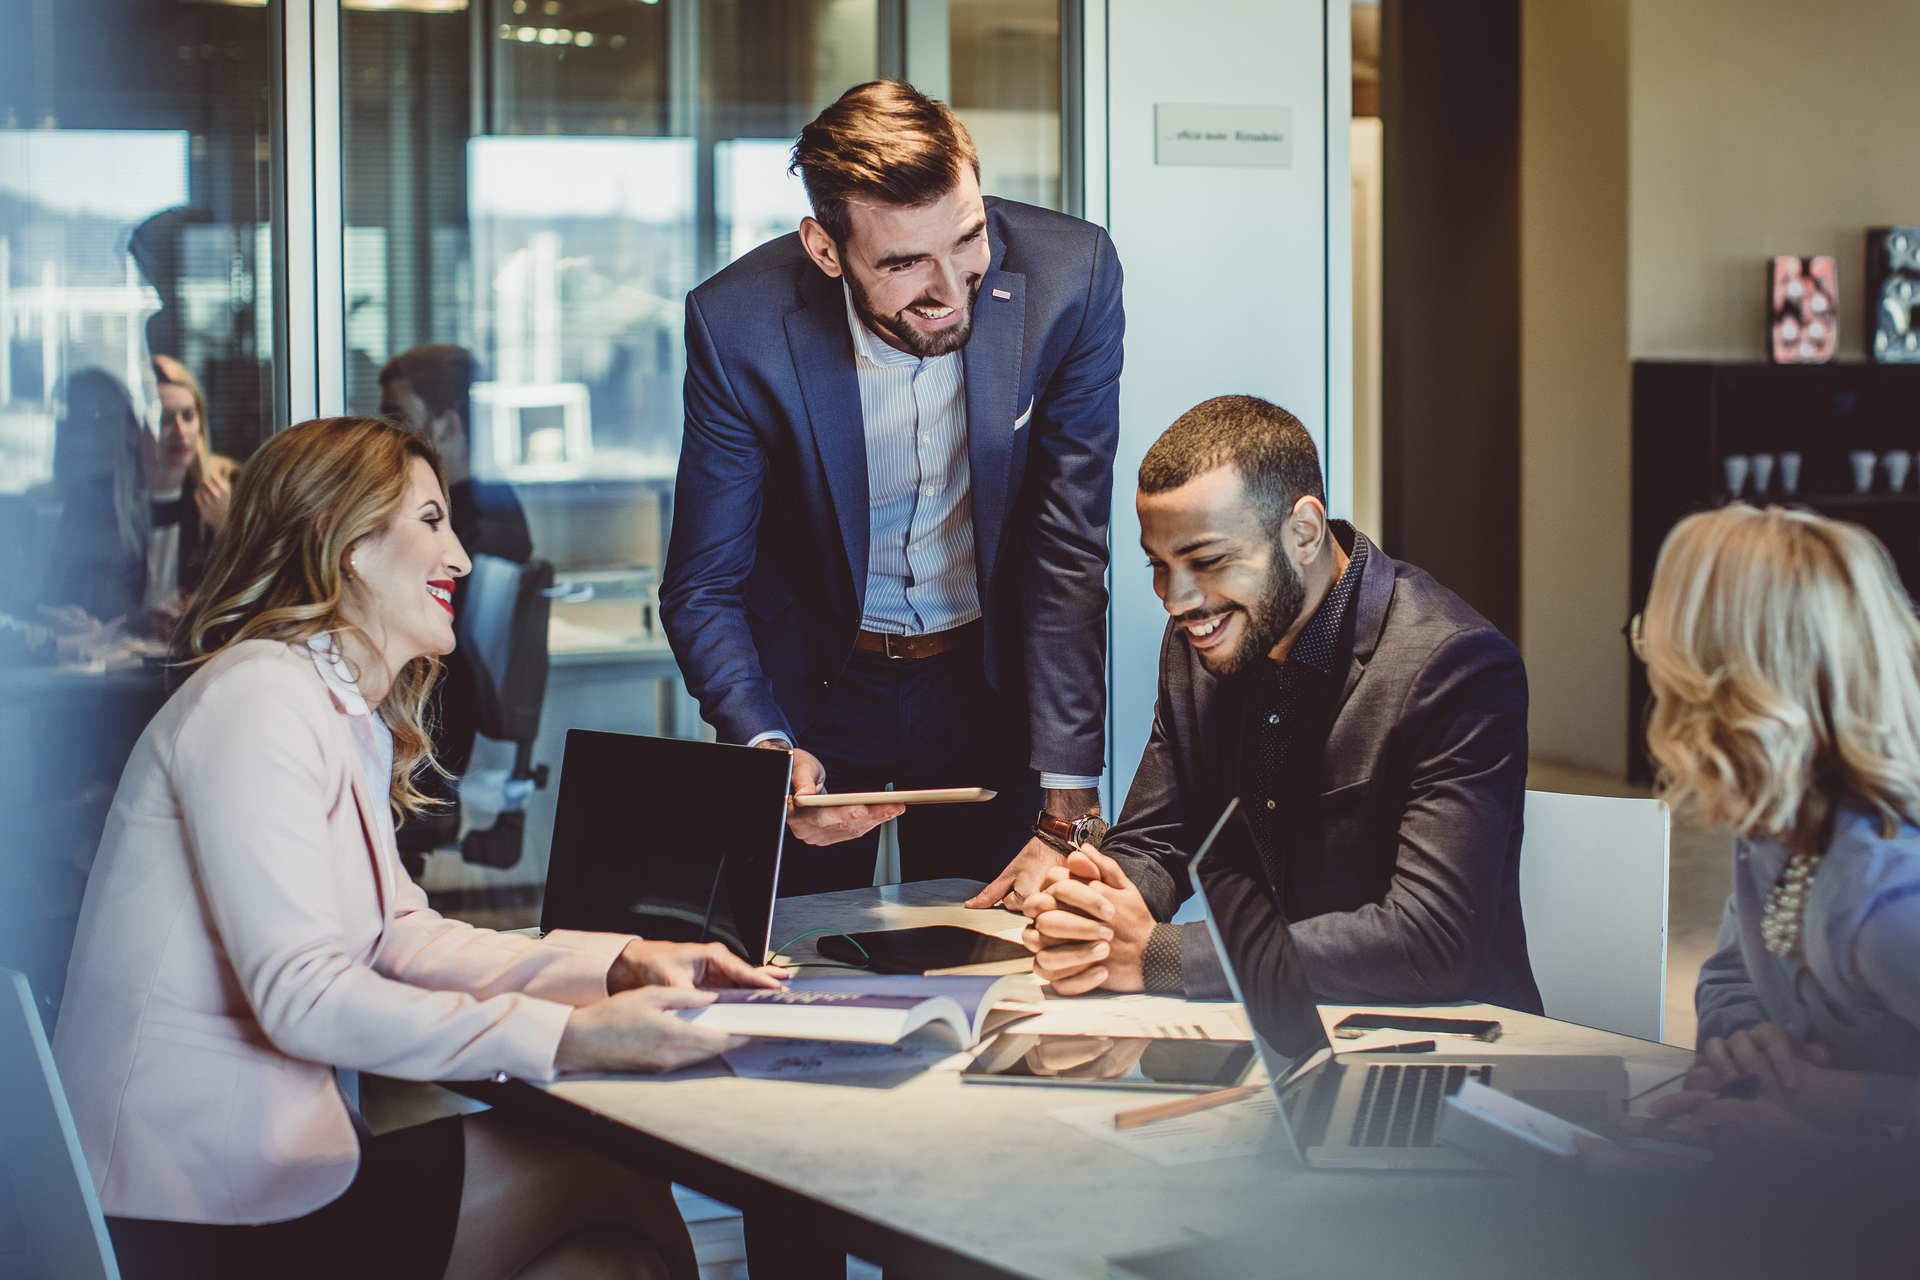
465, 879, 1694, 1280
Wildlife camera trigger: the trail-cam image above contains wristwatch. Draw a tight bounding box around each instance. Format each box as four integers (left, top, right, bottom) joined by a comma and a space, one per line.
1033, 810, 1108, 854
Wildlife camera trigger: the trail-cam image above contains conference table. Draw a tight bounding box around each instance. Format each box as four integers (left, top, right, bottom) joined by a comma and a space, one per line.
456, 879, 1696, 1280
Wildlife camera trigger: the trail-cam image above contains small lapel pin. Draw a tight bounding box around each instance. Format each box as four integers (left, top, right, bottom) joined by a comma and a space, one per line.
991, 288, 1012, 299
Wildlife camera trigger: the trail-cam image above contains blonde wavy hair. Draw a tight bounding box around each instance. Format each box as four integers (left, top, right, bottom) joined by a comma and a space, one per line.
176, 416, 449, 818
1642, 504, 1920, 855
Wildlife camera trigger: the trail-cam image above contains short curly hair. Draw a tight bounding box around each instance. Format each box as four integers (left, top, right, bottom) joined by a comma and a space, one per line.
1138, 395, 1325, 541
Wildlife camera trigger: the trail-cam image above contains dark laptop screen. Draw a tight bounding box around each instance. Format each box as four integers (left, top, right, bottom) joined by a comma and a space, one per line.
1188, 799, 1333, 1082
540, 730, 791, 963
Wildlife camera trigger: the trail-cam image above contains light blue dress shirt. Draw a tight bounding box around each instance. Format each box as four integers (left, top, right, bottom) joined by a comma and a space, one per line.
844, 284, 982, 639
744, 290, 1100, 791
1696, 801, 1920, 1126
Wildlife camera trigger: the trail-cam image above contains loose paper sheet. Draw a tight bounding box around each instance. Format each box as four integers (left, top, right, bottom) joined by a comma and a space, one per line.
1048, 1092, 1285, 1165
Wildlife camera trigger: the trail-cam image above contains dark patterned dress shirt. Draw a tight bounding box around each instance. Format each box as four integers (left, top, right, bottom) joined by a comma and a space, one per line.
1140, 535, 1369, 993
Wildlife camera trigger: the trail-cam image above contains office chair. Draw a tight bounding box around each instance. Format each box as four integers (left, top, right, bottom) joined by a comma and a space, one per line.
1519, 791, 1671, 1043
0, 969, 120, 1279
454, 553, 554, 869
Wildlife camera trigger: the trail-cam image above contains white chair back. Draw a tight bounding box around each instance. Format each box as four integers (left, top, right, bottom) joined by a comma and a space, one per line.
0, 969, 120, 1279
1519, 791, 1669, 1042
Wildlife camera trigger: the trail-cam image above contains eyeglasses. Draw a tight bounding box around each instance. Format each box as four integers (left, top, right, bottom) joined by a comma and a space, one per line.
1623, 613, 1647, 663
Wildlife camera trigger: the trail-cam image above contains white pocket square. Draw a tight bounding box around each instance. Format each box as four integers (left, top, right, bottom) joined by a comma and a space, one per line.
1013, 397, 1035, 432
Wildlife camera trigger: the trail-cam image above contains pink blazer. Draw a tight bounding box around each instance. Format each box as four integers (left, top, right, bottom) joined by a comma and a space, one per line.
53, 639, 631, 1225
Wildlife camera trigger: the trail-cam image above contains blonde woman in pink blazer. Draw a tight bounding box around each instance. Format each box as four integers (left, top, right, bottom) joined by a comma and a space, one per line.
54, 417, 781, 1280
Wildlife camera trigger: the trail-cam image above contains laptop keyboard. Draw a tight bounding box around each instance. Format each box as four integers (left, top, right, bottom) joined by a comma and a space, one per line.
1349, 1063, 1493, 1148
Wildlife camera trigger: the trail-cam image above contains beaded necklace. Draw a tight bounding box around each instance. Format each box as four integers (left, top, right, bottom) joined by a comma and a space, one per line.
1760, 849, 1820, 956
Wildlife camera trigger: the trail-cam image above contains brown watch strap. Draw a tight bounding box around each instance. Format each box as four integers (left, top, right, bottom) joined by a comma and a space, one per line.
1034, 813, 1076, 851
1034, 811, 1105, 853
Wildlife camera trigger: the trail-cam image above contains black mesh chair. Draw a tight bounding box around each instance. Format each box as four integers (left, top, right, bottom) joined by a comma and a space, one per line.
453, 553, 554, 869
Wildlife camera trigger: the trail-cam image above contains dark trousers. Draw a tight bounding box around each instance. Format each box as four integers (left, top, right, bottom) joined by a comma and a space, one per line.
779, 626, 1043, 897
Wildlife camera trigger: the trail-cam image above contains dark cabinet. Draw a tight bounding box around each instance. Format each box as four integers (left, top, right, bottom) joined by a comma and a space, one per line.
1628, 361, 1920, 782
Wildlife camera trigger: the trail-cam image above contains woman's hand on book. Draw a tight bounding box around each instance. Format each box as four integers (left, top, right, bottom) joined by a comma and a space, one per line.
557, 986, 747, 1074
608, 940, 786, 995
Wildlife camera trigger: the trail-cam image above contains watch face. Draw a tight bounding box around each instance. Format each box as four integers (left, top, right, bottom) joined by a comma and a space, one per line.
1077, 816, 1110, 848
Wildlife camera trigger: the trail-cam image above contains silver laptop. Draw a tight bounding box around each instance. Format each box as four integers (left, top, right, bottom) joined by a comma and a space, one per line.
1189, 799, 1625, 1172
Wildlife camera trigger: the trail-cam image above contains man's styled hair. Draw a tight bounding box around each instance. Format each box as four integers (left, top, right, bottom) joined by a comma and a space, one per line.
790, 80, 981, 245
1139, 395, 1326, 537
379, 344, 478, 436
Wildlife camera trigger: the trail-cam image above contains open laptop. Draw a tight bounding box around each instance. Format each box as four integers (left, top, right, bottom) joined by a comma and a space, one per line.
1189, 799, 1625, 1172
540, 730, 792, 964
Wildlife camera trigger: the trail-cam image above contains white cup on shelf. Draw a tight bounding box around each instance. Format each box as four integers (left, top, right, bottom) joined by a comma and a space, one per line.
1780, 452, 1802, 495
1751, 454, 1775, 496
1724, 455, 1750, 499
1883, 451, 1912, 494
1850, 451, 1879, 494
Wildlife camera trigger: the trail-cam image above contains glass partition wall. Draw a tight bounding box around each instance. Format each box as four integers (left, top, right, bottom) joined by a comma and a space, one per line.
3, 0, 1070, 971
0, 0, 281, 1019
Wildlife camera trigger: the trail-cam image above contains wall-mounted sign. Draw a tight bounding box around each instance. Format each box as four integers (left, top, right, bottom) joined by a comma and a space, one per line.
1154, 104, 1292, 168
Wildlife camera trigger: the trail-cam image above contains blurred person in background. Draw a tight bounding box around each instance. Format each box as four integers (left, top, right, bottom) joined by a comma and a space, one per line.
36, 368, 148, 641
379, 344, 533, 866
1617, 505, 1920, 1158
55, 415, 773, 1280
37, 357, 235, 649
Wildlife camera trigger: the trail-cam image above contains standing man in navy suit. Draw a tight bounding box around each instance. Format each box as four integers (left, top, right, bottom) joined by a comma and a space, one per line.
661, 81, 1124, 903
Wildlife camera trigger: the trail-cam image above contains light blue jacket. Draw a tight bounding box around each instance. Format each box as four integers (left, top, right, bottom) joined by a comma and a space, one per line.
1697, 801, 1920, 1123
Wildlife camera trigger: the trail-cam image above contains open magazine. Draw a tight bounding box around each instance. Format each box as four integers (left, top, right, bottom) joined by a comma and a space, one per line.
680, 975, 1034, 1046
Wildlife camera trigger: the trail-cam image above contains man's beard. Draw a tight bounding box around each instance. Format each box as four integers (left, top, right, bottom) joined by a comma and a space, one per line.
847, 270, 982, 358
1186, 548, 1308, 677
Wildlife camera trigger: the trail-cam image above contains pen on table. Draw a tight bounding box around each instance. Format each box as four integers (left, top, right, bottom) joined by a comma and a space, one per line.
1114, 1084, 1263, 1130
1353, 1039, 1436, 1055
1716, 1072, 1764, 1100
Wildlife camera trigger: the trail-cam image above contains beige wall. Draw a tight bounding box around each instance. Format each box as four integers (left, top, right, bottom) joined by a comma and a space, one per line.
1521, 0, 1920, 778
1520, 0, 1630, 775
1630, 0, 1920, 361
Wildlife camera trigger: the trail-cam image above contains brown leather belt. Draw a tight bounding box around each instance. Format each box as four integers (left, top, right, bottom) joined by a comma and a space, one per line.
855, 627, 966, 660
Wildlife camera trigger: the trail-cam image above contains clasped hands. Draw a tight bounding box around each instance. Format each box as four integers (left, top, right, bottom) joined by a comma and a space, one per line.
1017, 846, 1157, 995
556, 939, 784, 1075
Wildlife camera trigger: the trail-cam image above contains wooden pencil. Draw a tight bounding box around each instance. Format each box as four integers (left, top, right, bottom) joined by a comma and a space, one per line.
1114, 1084, 1263, 1130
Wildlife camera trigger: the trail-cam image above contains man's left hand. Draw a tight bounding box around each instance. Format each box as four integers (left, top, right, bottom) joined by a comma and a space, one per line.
607, 940, 786, 994
965, 786, 1099, 911
964, 835, 1067, 911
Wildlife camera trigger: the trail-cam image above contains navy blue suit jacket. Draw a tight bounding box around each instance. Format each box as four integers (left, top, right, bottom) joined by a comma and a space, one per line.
660, 198, 1123, 775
